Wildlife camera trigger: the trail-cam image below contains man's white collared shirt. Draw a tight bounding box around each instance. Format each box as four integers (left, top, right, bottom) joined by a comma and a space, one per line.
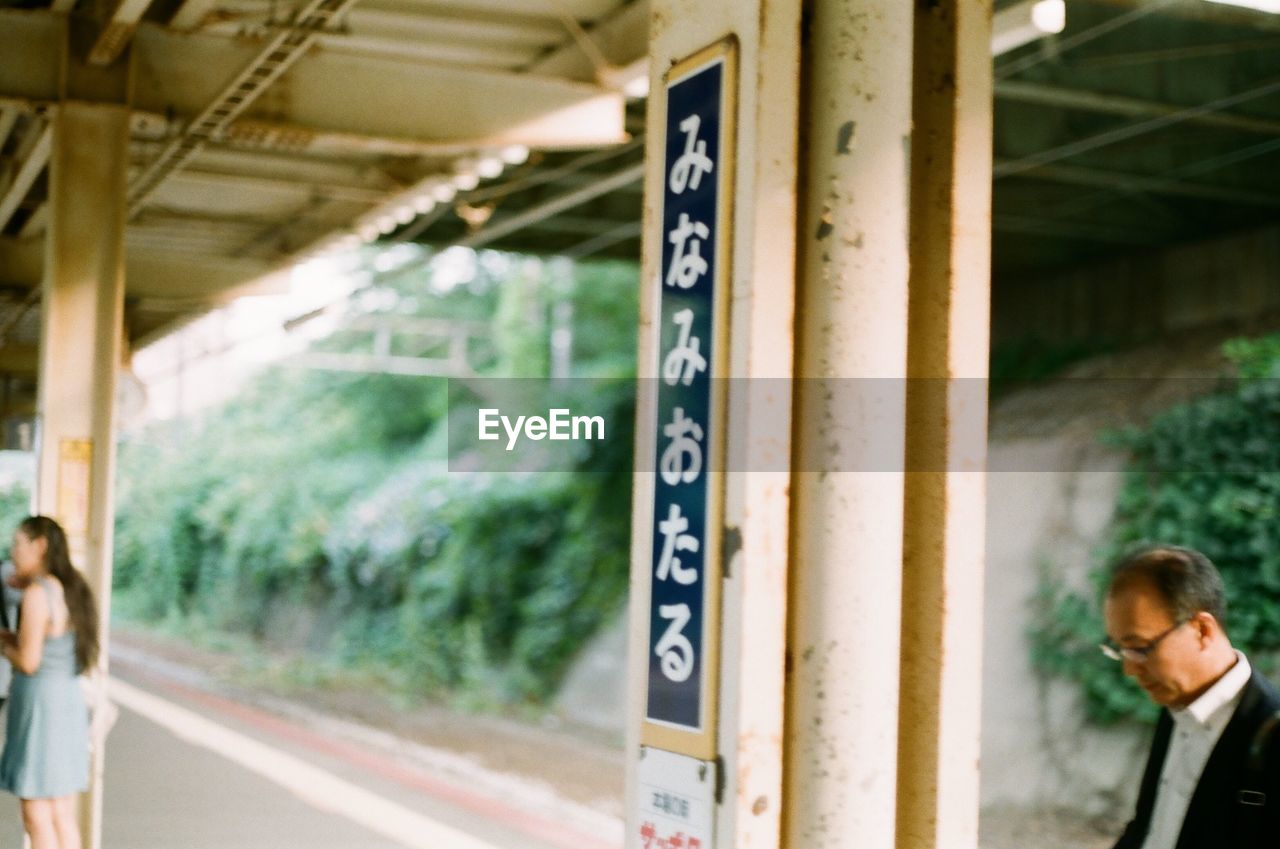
1140, 651, 1252, 849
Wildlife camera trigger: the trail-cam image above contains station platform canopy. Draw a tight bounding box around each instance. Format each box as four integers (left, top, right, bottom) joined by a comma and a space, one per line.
0, 0, 1279, 380
0, 0, 646, 358
403, 0, 1280, 284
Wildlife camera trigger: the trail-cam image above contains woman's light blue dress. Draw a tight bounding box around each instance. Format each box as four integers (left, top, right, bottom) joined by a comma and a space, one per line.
0, 578, 90, 799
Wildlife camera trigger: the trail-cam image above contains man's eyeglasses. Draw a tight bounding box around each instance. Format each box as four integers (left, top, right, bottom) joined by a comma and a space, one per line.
1099, 619, 1188, 663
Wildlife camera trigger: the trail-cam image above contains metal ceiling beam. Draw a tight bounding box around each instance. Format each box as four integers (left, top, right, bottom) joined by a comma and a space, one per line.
997, 159, 1280, 208
183, 147, 399, 191
390, 201, 450, 243
0, 236, 283, 300
563, 219, 641, 259
0, 123, 50, 232
459, 161, 643, 249
419, 0, 1102, 260
168, 0, 220, 30
0, 287, 41, 350
0, 344, 39, 377
517, 213, 636, 236
125, 0, 366, 219
165, 167, 388, 204
197, 15, 552, 67
0, 237, 41, 287
996, 80, 1280, 137
18, 204, 47, 238
992, 0, 1066, 56
994, 0, 1166, 80
89, 0, 159, 65
995, 74, 1280, 179
464, 138, 643, 204
1086, 0, 1280, 33
211, 116, 549, 157
1064, 37, 1280, 71
228, 195, 338, 257
305, 33, 536, 68
545, 169, 647, 194
2, 94, 603, 158
525, 0, 649, 86
0, 15, 626, 157
339, 6, 565, 46
0, 108, 17, 152
0, 13, 626, 153
197, 2, 567, 43
132, 24, 626, 148
135, 205, 315, 228
992, 213, 1168, 245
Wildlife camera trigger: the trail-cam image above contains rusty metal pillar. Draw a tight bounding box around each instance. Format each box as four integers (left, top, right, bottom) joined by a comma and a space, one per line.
37, 22, 132, 848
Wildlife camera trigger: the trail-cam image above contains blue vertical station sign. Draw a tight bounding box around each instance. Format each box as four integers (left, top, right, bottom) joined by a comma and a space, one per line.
644, 38, 736, 758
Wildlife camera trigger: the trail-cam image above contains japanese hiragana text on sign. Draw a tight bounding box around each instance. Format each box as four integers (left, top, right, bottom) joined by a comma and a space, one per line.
645, 40, 734, 748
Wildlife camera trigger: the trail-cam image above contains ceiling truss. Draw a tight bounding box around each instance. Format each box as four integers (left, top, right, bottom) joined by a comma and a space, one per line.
0, 0, 1279, 352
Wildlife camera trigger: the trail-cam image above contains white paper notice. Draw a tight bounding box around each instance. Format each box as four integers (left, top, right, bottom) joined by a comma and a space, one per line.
633, 747, 715, 849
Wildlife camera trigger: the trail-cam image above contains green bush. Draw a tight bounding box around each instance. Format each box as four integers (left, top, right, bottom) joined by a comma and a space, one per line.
113, 253, 639, 705
1031, 334, 1280, 723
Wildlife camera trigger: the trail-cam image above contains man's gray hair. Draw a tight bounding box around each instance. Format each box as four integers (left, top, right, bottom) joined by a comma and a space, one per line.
1107, 545, 1228, 628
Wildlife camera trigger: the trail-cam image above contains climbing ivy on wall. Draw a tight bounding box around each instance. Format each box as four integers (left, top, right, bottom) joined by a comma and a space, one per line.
1030, 334, 1280, 723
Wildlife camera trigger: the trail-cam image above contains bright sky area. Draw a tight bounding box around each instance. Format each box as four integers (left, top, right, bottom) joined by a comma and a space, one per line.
129, 245, 487, 424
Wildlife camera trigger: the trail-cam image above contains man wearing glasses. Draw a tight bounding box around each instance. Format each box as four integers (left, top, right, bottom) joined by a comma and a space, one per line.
1103, 545, 1280, 849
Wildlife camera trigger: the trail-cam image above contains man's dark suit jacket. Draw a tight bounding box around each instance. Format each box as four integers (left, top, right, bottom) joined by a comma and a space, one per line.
1113, 669, 1280, 849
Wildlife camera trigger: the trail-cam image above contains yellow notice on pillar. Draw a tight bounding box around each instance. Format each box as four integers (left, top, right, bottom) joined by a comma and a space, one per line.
57, 439, 92, 563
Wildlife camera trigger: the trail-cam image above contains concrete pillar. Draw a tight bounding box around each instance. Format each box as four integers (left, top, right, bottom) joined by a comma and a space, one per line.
784, 2, 915, 848
628, 2, 799, 848
897, 2, 993, 848
634, 3, 992, 847
36, 100, 129, 849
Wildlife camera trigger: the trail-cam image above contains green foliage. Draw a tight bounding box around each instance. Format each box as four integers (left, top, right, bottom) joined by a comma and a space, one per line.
114, 252, 639, 705
1030, 333, 1280, 723
1223, 333, 1280, 380
0, 478, 31, 545
567, 261, 642, 377
493, 260, 550, 378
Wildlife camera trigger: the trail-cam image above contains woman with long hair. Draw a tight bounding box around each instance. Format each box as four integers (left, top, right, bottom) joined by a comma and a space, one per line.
0, 516, 98, 849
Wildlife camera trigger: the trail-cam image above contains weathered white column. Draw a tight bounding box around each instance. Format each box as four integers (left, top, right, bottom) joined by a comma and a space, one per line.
37, 100, 128, 849
897, 2, 993, 848
784, 2, 916, 849
627, 2, 800, 849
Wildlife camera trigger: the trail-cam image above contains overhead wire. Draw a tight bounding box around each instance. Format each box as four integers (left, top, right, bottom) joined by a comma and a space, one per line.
995, 0, 1182, 80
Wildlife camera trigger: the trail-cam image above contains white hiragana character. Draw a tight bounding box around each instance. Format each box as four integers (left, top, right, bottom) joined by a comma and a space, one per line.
655, 603, 694, 682
666, 213, 710, 290
662, 309, 708, 387
660, 407, 704, 486
656, 502, 699, 585
668, 114, 714, 195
